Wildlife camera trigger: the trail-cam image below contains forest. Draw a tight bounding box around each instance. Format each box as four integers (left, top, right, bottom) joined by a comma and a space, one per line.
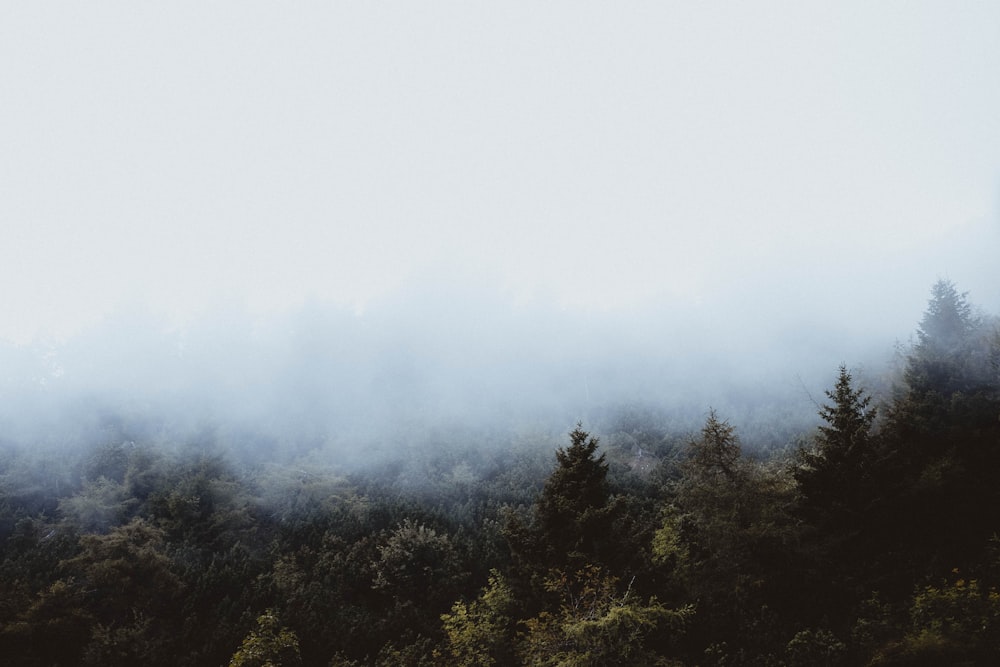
1, 279, 998, 666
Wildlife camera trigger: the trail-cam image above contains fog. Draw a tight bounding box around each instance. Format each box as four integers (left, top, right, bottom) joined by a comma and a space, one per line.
1, 266, 993, 469
2, 4, 999, 466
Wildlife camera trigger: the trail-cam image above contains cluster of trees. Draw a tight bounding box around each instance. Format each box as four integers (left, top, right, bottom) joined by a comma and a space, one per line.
0, 279, 998, 665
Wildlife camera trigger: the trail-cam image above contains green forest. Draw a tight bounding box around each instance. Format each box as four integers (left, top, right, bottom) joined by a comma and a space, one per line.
1, 279, 999, 666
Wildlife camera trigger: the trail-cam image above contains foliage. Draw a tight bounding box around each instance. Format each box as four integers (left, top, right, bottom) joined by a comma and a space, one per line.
684, 409, 741, 484
532, 425, 612, 568
651, 409, 813, 664
228, 609, 302, 667
57, 476, 132, 533
875, 281, 1000, 585
868, 574, 1000, 665
893, 279, 998, 437
784, 628, 848, 667
518, 564, 692, 666
439, 569, 516, 666
374, 519, 464, 624
796, 365, 878, 520
650, 505, 689, 571
906, 279, 982, 395
0, 279, 997, 665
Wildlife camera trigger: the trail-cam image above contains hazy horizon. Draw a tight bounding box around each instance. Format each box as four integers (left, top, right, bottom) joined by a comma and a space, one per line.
3, 3, 999, 342
2, 4, 998, 458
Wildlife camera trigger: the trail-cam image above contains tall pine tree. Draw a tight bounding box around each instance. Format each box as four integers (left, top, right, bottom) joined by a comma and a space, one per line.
796, 365, 878, 527
533, 425, 611, 569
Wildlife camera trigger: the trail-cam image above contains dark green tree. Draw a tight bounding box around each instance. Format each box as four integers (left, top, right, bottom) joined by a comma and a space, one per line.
438, 569, 516, 666
228, 609, 302, 667
792, 367, 886, 636
372, 518, 464, 608
795, 365, 878, 527
683, 409, 741, 484
669, 411, 799, 655
882, 281, 1000, 576
894, 279, 999, 442
533, 425, 611, 569
370, 518, 466, 648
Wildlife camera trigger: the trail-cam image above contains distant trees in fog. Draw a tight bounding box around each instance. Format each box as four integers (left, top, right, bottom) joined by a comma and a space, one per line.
0, 279, 998, 664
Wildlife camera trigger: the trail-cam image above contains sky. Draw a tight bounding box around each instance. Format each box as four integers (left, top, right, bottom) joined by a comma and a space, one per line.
2, 2, 999, 345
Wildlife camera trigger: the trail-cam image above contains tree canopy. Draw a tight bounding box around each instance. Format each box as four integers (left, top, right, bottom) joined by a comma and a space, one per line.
2, 279, 999, 665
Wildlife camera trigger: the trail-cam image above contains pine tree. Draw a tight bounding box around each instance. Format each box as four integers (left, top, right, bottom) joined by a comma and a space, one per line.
674, 411, 797, 651
533, 425, 611, 568
916, 280, 976, 355
891, 280, 998, 450
905, 279, 981, 397
883, 281, 1000, 575
796, 365, 878, 525
684, 408, 741, 483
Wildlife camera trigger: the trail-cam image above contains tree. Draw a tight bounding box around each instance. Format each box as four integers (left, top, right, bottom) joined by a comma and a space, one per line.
818, 366, 877, 452
517, 564, 692, 666
228, 609, 302, 667
0, 577, 93, 666
868, 574, 1000, 665
533, 425, 612, 569
899, 279, 994, 413
371, 518, 466, 643
57, 476, 131, 533
372, 519, 464, 606
882, 281, 1000, 574
671, 411, 798, 652
439, 569, 516, 666
914, 280, 976, 364
684, 409, 741, 484
784, 627, 848, 667
674, 411, 785, 553
790, 366, 887, 628
1, 518, 186, 666
795, 365, 878, 526
65, 518, 184, 638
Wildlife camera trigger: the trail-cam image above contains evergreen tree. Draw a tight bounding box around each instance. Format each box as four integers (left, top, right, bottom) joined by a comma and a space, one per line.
791, 366, 887, 624
887, 280, 998, 475
905, 279, 982, 397
228, 610, 302, 667
890, 279, 1000, 481
672, 411, 798, 653
533, 425, 611, 569
684, 408, 741, 484
918, 280, 975, 342
877, 280, 1000, 586
796, 365, 878, 526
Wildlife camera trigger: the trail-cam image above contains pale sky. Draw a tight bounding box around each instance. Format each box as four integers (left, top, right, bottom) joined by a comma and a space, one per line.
2, 2, 999, 344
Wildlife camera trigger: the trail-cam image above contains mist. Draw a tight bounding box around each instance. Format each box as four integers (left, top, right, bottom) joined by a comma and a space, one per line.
6, 5, 1000, 664
1, 263, 986, 472
2, 1, 1000, 467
